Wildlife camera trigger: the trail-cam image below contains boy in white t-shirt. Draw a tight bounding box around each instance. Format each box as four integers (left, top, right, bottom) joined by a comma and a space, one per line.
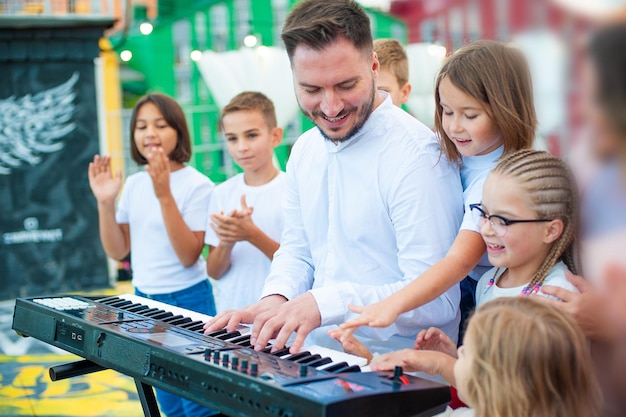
205, 92, 286, 312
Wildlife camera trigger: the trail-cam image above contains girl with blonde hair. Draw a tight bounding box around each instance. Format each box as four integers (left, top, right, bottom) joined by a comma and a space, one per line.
417, 297, 601, 417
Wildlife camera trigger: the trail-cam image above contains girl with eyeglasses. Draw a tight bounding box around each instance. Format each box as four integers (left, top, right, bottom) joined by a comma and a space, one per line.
469, 149, 579, 304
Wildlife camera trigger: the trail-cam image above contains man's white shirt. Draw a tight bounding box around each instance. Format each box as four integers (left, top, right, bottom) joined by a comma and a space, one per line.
260, 94, 464, 353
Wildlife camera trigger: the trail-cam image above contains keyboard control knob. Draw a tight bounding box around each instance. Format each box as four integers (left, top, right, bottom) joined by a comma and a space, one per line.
203, 349, 212, 361
116, 311, 124, 321
240, 359, 248, 373
299, 364, 308, 377
231, 357, 239, 370
250, 363, 258, 377
213, 351, 220, 364
222, 354, 230, 367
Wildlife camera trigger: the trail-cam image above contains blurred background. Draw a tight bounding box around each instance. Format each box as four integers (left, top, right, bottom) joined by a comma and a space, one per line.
0, 0, 625, 298
0, 2, 625, 415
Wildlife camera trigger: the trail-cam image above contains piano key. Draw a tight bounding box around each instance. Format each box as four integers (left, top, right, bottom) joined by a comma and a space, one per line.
338, 365, 361, 373
284, 351, 311, 362
150, 311, 174, 320
321, 361, 349, 373
308, 357, 333, 368
269, 347, 292, 357
126, 304, 150, 313
109, 299, 133, 308
216, 331, 241, 340
168, 317, 192, 326
206, 329, 228, 337
119, 303, 143, 311
161, 314, 184, 323
178, 320, 204, 330
95, 296, 122, 304
294, 354, 322, 364
229, 335, 252, 346
306, 345, 368, 367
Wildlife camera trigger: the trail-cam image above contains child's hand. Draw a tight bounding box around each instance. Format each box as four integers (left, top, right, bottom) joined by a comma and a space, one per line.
340, 299, 401, 330
210, 199, 258, 245
145, 147, 171, 200
414, 327, 458, 357
370, 349, 446, 375
328, 327, 373, 363
88, 154, 123, 204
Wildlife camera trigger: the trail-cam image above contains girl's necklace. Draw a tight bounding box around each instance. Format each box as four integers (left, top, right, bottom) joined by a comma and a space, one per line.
486, 268, 541, 296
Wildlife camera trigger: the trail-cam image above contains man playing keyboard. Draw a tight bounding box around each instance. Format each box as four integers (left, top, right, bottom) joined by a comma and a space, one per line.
205, 0, 463, 356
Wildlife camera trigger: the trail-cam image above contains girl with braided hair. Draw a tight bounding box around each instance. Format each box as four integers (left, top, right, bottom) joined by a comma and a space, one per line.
471, 148, 580, 304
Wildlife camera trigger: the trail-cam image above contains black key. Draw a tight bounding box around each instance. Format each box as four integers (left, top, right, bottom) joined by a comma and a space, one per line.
338, 365, 361, 373
109, 300, 133, 308
323, 362, 349, 373
269, 347, 291, 356
179, 320, 203, 329
188, 324, 206, 332
137, 308, 159, 316
96, 296, 121, 304
127, 304, 150, 313
161, 314, 184, 323
120, 303, 142, 311
229, 335, 251, 345
206, 329, 227, 337
216, 331, 241, 340
143, 309, 166, 317
295, 354, 321, 364
285, 351, 311, 362
150, 311, 174, 320
169, 317, 192, 326
308, 357, 333, 368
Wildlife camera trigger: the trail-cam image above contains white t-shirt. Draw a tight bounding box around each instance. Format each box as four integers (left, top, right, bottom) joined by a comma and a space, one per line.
460, 146, 503, 280
205, 172, 286, 312
476, 261, 579, 305
436, 407, 474, 417
116, 166, 214, 294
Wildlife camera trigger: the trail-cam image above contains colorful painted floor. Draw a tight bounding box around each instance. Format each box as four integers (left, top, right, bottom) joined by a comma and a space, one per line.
0, 282, 143, 417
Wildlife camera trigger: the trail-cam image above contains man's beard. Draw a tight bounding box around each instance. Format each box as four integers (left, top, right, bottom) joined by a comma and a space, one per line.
300, 80, 376, 144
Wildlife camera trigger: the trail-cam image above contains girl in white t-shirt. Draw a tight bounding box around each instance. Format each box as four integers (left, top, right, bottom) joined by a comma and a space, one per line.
337, 40, 536, 342
88, 93, 217, 417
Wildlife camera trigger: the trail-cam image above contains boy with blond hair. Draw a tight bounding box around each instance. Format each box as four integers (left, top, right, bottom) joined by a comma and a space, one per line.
205, 91, 285, 312
374, 38, 412, 107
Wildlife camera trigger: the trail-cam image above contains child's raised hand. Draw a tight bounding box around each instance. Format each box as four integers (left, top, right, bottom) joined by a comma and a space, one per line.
210, 208, 258, 245
340, 300, 401, 330
414, 327, 458, 358
328, 327, 373, 363
370, 349, 446, 375
145, 147, 171, 200
88, 154, 123, 204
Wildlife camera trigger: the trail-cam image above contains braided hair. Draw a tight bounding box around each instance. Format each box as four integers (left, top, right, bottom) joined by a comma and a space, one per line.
492, 150, 580, 290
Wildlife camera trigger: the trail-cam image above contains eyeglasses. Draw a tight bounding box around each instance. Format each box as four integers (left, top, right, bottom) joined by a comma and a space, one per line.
469, 203, 553, 237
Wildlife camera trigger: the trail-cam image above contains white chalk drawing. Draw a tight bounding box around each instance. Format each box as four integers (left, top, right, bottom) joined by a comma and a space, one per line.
0, 72, 79, 175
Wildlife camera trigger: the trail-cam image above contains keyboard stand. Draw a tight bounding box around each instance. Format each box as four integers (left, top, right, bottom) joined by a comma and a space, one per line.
49, 359, 161, 417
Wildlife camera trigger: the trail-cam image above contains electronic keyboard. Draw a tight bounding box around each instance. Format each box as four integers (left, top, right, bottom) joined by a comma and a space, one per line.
12, 294, 451, 417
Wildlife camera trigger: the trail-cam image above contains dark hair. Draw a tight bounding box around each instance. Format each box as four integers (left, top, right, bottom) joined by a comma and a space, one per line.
222, 91, 277, 129
281, 0, 373, 60
588, 22, 626, 140
434, 40, 536, 164
130, 93, 192, 165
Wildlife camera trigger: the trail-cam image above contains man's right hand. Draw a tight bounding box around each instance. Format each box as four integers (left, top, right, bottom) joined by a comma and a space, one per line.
203, 295, 288, 334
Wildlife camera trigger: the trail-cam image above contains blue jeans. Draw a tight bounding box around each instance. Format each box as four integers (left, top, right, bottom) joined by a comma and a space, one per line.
458, 276, 477, 347
135, 279, 219, 417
